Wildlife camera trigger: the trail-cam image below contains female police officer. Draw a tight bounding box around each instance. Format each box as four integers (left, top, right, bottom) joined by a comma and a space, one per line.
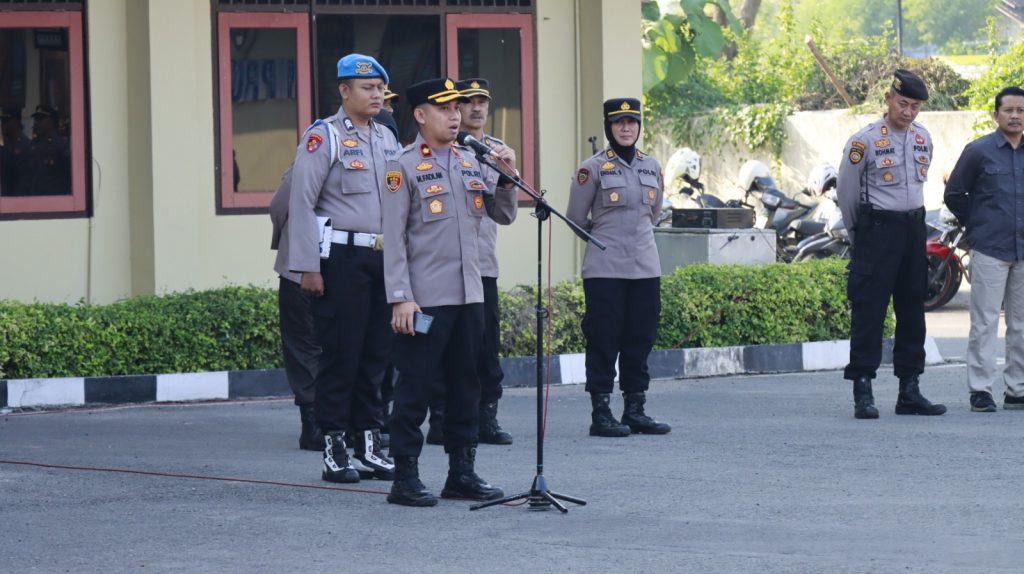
566, 98, 671, 437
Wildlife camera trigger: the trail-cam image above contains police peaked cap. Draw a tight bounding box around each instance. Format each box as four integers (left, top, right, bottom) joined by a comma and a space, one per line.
603, 98, 642, 122
456, 78, 491, 99
405, 78, 468, 108
383, 85, 400, 102
337, 53, 389, 85
891, 69, 929, 101
31, 105, 59, 119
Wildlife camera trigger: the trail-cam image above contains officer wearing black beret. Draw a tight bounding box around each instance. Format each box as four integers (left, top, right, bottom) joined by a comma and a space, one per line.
566, 98, 671, 437
836, 69, 946, 419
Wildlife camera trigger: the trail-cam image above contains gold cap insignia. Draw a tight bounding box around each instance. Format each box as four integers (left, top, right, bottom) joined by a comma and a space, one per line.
471, 81, 480, 89
620, 101, 630, 110
444, 79, 455, 90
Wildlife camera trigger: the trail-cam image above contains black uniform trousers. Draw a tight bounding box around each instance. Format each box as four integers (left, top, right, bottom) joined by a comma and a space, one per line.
581, 277, 661, 394
278, 276, 320, 405
312, 245, 393, 432
426, 277, 503, 409
844, 209, 927, 381
390, 304, 484, 457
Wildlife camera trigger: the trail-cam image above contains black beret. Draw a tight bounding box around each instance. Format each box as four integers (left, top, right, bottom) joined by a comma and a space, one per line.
456, 78, 490, 99
603, 98, 641, 122
891, 69, 929, 101
406, 78, 468, 108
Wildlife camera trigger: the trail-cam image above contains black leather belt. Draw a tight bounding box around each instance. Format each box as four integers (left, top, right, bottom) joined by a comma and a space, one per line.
870, 207, 925, 223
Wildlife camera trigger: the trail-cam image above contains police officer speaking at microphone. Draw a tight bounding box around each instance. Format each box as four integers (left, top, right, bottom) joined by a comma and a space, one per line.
287, 54, 400, 484
836, 69, 946, 419
567, 98, 671, 438
382, 78, 518, 507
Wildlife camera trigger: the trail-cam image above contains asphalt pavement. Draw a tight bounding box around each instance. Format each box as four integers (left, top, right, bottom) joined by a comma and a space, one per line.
2, 356, 1022, 573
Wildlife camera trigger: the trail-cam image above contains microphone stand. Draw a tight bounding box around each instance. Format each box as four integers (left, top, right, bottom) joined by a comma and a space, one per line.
469, 152, 604, 514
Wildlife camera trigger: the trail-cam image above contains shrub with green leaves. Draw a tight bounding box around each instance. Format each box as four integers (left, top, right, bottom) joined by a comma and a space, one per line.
0, 260, 891, 379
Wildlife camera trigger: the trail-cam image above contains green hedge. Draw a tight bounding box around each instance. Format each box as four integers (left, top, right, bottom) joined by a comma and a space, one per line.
0, 259, 891, 379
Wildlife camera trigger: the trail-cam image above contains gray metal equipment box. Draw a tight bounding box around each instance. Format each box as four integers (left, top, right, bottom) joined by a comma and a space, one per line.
653, 227, 777, 274
671, 207, 755, 229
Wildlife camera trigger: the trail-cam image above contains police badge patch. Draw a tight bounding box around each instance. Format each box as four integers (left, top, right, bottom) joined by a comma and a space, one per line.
849, 148, 863, 165
576, 168, 590, 185
386, 170, 402, 192
306, 133, 322, 153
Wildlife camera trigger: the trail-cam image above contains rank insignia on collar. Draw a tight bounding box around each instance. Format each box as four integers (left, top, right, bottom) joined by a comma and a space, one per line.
306, 133, 322, 153
606, 150, 615, 159
915, 133, 925, 145
386, 170, 402, 192
342, 139, 358, 148
343, 118, 355, 131
416, 162, 433, 171
576, 168, 590, 185
461, 159, 473, 168
875, 138, 890, 148
429, 198, 444, 214
637, 150, 646, 159
880, 125, 889, 135
474, 195, 484, 209
426, 184, 443, 194
601, 161, 615, 170
349, 160, 365, 169
420, 144, 432, 158
609, 191, 620, 202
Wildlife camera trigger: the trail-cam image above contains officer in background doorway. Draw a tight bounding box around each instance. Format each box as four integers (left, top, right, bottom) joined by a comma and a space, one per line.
836, 69, 946, 419
566, 98, 671, 438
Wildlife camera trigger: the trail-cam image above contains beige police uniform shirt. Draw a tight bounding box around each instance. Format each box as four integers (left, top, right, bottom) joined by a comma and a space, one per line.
269, 165, 300, 284
837, 115, 933, 244
476, 134, 517, 278
566, 147, 664, 279
382, 134, 517, 308
286, 107, 400, 274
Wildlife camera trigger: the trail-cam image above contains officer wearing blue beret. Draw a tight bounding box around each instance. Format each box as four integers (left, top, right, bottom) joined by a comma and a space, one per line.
285, 53, 401, 483
836, 69, 946, 419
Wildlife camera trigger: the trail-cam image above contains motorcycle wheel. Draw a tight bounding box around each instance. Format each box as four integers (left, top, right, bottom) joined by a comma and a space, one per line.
924, 254, 959, 312
936, 259, 963, 308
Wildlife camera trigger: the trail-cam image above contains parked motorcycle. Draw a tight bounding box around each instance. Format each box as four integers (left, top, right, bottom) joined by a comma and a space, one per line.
791, 163, 852, 262
924, 207, 969, 312
737, 160, 821, 261
658, 148, 734, 226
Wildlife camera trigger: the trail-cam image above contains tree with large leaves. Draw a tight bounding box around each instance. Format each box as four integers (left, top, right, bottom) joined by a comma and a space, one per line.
642, 0, 742, 93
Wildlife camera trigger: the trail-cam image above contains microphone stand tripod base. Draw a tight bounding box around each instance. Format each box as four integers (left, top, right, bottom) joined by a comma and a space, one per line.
470, 474, 587, 513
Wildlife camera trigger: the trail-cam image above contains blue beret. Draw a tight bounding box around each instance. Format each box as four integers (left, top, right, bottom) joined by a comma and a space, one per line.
337, 53, 389, 85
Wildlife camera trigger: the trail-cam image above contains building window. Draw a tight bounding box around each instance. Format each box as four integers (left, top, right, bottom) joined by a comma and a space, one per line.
215, 12, 311, 211
0, 10, 88, 218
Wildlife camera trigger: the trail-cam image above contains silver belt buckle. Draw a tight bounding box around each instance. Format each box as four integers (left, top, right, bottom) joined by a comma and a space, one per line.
373, 234, 384, 251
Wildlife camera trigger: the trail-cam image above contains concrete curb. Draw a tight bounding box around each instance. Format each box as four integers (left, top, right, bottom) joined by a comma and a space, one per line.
0, 337, 944, 410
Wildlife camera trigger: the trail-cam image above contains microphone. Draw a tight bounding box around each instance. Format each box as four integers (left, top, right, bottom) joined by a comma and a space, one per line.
456, 131, 495, 157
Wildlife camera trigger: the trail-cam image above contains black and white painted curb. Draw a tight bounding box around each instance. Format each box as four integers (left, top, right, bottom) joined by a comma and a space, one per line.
0, 337, 943, 410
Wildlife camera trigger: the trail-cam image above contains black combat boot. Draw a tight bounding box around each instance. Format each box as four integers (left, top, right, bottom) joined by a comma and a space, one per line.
853, 376, 879, 419
321, 431, 360, 484
478, 401, 513, 445
351, 429, 395, 481
387, 456, 438, 507
621, 392, 671, 434
426, 406, 445, 445
440, 447, 504, 500
895, 376, 946, 416
298, 403, 323, 451
589, 393, 630, 437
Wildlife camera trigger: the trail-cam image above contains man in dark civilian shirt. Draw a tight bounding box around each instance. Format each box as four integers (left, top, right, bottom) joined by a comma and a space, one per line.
945, 86, 1024, 412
